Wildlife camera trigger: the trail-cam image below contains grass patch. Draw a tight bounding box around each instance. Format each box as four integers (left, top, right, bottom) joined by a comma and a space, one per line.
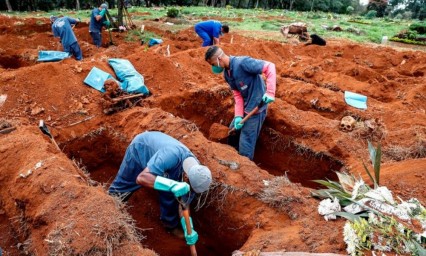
1, 7, 418, 45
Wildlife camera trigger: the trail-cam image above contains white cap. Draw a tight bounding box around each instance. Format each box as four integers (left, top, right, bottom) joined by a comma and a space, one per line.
183, 157, 212, 193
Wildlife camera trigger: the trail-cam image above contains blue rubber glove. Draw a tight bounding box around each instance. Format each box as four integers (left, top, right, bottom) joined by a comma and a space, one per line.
99, 8, 107, 17
153, 176, 190, 197
262, 93, 275, 104
233, 116, 244, 130
180, 217, 199, 245
103, 20, 111, 27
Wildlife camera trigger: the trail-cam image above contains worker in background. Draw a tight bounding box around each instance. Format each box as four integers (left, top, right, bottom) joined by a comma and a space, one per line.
108, 131, 212, 246
89, 3, 111, 47
194, 20, 229, 47
204, 46, 276, 160
50, 16, 82, 60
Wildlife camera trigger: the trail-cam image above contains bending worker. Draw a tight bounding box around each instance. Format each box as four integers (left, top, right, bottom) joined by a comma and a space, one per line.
50, 16, 82, 60
89, 3, 111, 47
108, 131, 212, 246
205, 46, 276, 160
194, 20, 229, 47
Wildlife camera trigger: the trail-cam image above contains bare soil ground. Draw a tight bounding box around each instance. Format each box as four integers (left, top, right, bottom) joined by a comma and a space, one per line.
0, 14, 425, 255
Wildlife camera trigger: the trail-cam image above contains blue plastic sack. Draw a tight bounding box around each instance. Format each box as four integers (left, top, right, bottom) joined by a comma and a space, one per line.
344, 91, 367, 110
83, 67, 116, 93
37, 51, 70, 62
148, 38, 163, 47
108, 59, 149, 94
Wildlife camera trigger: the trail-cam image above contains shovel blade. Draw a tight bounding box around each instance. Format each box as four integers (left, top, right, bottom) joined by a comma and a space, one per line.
38, 120, 52, 138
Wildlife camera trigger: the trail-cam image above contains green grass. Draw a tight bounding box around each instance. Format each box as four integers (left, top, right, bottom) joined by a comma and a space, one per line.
0, 6, 418, 45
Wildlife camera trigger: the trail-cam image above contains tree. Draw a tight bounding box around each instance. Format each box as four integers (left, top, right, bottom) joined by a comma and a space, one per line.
367, 0, 388, 17
5, 0, 12, 11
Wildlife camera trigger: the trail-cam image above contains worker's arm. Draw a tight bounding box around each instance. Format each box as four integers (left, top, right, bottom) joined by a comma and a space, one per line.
213, 37, 220, 45
136, 167, 190, 197
262, 61, 277, 103
136, 167, 156, 188
95, 8, 107, 22
232, 90, 244, 130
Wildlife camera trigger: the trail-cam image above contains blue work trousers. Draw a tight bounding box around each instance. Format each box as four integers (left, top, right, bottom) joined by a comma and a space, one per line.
228, 110, 267, 160
67, 42, 82, 60
109, 188, 181, 229
195, 27, 213, 47
90, 31, 102, 47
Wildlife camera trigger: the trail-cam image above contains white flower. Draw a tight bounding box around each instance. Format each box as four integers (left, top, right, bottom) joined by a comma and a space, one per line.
351, 179, 367, 199
343, 221, 359, 256
318, 198, 341, 221
368, 212, 379, 225
365, 186, 395, 204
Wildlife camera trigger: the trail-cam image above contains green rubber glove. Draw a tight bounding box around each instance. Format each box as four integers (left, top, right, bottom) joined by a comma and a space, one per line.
180, 217, 199, 245
233, 116, 244, 130
103, 20, 111, 27
153, 176, 189, 197
262, 93, 275, 104
99, 8, 107, 17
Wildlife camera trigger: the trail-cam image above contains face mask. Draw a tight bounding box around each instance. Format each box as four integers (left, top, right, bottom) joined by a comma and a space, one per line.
211, 53, 224, 74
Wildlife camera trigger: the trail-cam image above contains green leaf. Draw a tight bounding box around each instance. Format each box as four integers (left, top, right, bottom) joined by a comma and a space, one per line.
333, 211, 362, 222
374, 143, 381, 186
367, 140, 376, 166
362, 161, 376, 187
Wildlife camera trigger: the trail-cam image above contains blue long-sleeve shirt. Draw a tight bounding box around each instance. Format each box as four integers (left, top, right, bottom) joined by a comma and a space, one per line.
51, 17, 78, 49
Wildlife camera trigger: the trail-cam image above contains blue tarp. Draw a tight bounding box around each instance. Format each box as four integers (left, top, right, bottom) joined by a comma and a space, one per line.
344, 91, 367, 110
37, 51, 70, 62
148, 38, 163, 47
83, 67, 116, 93
108, 59, 149, 94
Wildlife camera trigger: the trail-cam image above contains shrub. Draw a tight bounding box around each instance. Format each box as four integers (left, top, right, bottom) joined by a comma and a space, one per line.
402, 11, 413, 20
394, 13, 403, 20
409, 22, 426, 34
166, 8, 179, 18
346, 6, 354, 14
365, 10, 377, 19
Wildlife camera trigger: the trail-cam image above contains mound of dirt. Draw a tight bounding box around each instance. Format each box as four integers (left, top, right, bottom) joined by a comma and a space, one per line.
0, 14, 425, 255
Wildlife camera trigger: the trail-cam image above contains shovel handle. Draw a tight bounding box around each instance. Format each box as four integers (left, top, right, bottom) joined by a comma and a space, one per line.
228, 101, 265, 135
182, 209, 197, 256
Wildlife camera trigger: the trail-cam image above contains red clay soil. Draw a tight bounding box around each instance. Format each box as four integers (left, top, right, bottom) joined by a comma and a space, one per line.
0, 14, 425, 255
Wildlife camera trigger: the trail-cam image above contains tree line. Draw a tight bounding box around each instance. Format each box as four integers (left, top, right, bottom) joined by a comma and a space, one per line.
0, 0, 424, 20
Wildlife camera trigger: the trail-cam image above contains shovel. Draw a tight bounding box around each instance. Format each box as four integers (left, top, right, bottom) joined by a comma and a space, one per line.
228, 101, 266, 135
208, 101, 266, 141
39, 120, 60, 151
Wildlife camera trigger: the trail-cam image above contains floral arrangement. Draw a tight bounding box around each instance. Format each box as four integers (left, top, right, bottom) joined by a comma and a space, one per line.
312, 142, 426, 255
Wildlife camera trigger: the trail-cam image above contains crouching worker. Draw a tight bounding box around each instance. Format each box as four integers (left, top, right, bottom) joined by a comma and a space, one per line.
50, 16, 83, 60
108, 131, 212, 246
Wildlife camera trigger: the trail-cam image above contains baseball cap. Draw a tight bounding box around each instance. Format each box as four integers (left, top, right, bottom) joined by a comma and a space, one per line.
100, 3, 108, 9
183, 157, 212, 193
50, 15, 57, 22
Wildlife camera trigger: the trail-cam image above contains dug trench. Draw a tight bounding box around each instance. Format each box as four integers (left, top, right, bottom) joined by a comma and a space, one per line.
56, 99, 345, 255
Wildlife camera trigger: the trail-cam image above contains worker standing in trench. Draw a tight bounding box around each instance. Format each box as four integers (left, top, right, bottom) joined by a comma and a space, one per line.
50, 15, 83, 60
89, 3, 111, 47
205, 46, 276, 160
108, 131, 212, 246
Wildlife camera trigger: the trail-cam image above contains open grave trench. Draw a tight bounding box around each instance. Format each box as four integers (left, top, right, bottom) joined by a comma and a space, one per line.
55, 86, 345, 255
